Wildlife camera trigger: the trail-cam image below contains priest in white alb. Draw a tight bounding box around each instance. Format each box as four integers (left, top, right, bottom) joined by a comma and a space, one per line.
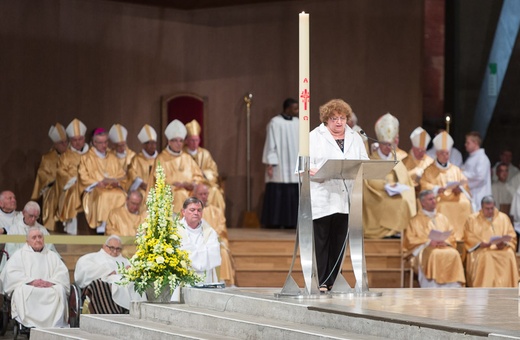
462, 131, 491, 212
1, 227, 69, 328
75, 235, 145, 313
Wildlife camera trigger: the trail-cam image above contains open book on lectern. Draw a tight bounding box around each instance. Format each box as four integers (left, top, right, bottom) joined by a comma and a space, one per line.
312, 159, 397, 181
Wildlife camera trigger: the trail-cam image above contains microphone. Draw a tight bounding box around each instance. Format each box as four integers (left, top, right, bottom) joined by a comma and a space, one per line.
359, 130, 398, 164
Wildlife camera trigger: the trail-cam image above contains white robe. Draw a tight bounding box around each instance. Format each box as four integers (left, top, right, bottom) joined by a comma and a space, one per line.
4, 214, 57, 260
309, 123, 369, 220
462, 148, 492, 212
492, 181, 515, 206
262, 115, 299, 183
74, 249, 145, 310
492, 162, 520, 183
511, 186, 520, 233
1, 244, 69, 328
179, 218, 221, 283
0, 209, 19, 234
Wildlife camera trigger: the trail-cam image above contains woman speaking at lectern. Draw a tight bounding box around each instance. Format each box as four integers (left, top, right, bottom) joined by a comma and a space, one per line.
309, 99, 369, 291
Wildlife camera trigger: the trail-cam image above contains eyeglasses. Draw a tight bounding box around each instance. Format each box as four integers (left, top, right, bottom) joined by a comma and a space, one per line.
106, 245, 123, 252
329, 116, 347, 122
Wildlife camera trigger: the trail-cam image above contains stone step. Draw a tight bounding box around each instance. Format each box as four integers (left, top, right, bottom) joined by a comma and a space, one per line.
136, 303, 385, 340
31, 327, 115, 340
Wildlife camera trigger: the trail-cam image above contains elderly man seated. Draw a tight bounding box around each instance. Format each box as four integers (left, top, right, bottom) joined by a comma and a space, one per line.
1, 227, 69, 328
5, 201, 57, 259
403, 190, 466, 287
74, 235, 145, 313
464, 195, 519, 287
105, 190, 146, 236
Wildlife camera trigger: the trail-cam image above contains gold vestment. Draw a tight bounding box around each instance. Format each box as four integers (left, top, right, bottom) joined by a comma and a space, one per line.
31, 148, 61, 230
106, 205, 145, 236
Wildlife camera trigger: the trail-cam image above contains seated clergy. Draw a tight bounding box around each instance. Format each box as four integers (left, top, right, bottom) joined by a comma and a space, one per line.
57, 119, 89, 235
184, 119, 226, 213
403, 190, 465, 288
79, 128, 127, 234
402, 127, 434, 193
30, 123, 68, 231
108, 123, 136, 174
154, 120, 204, 213
464, 195, 519, 287
1, 227, 69, 328
193, 183, 235, 286
0, 190, 19, 234
74, 235, 145, 313
5, 201, 57, 259
106, 190, 146, 237
128, 124, 159, 197
491, 163, 515, 215
363, 113, 416, 238
420, 131, 472, 241
179, 197, 221, 283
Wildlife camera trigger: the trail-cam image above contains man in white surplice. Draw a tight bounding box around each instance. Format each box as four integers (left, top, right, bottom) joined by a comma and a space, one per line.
179, 197, 221, 283
1, 227, 69, 328
0, 190, 20, 234
462, 131, 491, 212
74, 235, 145, 312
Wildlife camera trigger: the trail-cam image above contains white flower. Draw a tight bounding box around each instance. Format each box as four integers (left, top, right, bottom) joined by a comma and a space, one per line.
180, 260, 187, 268
156, 256, 165, 264
165, 247, 174, 254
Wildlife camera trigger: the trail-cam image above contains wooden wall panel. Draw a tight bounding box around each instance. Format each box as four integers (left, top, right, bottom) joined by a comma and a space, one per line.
0, 0, 422, 227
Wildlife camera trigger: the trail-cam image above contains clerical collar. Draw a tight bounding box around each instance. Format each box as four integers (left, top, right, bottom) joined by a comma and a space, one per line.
71, 144, 89, 155
422, 209, 436, 218
142, 149, 158, 159
94, 148, 107, 159
187, 148, 198, 156
281, 113, 293, 120
0, 209, 14, 216
116, 151, 127, 159
166, 146, 182, 156
377, 148, 392, 160
435, 159, 450, 169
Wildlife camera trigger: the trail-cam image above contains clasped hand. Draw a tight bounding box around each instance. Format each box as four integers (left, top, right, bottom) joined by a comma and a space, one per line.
28, 279, 54, 288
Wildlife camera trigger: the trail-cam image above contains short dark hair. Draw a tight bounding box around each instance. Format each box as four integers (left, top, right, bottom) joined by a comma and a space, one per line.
283, 98, 298, 111
182, 197, 204, 210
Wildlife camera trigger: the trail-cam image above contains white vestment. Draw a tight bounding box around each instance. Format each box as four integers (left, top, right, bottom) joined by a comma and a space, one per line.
492, 162, 520, 183
492, 181, 515, 206
462, 148, 491, 212
262, 115, 299, 183
74, 249, 145, 310
4, 215, 57, 261
179, 218, 221, 283
0, 210, 19, 234
511, 186, 520, 233
1, 244, 69, 328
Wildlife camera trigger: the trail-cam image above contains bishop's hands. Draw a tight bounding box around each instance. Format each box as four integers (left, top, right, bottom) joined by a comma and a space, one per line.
27, 279, 55, 288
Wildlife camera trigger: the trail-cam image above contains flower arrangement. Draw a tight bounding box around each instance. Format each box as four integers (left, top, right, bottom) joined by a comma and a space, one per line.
118, 163, 200, 298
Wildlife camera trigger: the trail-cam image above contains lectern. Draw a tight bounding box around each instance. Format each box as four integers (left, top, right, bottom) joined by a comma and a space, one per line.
277, 158, 396, 297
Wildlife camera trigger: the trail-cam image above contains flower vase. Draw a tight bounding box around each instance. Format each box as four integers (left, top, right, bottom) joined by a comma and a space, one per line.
146, 286, 172, 303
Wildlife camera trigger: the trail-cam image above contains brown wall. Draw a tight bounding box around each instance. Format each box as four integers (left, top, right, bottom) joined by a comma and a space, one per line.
0, 0, 423, 227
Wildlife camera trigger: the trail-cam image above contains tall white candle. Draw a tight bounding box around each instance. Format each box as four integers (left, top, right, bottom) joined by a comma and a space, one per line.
299, 11, 310, 157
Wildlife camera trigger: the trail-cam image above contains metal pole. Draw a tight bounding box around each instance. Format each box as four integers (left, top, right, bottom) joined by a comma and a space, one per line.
244, 93, 253, 211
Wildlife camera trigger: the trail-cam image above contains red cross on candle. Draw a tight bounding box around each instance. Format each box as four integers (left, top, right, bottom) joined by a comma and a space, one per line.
300, 89, 310, 110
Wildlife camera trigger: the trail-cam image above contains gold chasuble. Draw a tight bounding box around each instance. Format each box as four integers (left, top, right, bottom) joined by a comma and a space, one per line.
420, 162, 472, 241
184, 146, 226, 212
78, 148, 127, 228
111, 147, 136, 175
363, 152, 416, 239
203, 204, 235, 285
402, 151, 434, 191
464, 209, 519, 287
403, 210, 465, 285
106, 205, 145, 236
31, 148, 61, 230
154, 148, 204, 213
56, 148, 87, 222
395, 147, 409, 162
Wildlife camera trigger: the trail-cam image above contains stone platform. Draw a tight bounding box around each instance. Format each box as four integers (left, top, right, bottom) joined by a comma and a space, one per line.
31, 286, 520, 339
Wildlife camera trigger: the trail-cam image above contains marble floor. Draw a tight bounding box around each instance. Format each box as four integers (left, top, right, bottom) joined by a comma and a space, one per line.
232, 287, 520, 338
